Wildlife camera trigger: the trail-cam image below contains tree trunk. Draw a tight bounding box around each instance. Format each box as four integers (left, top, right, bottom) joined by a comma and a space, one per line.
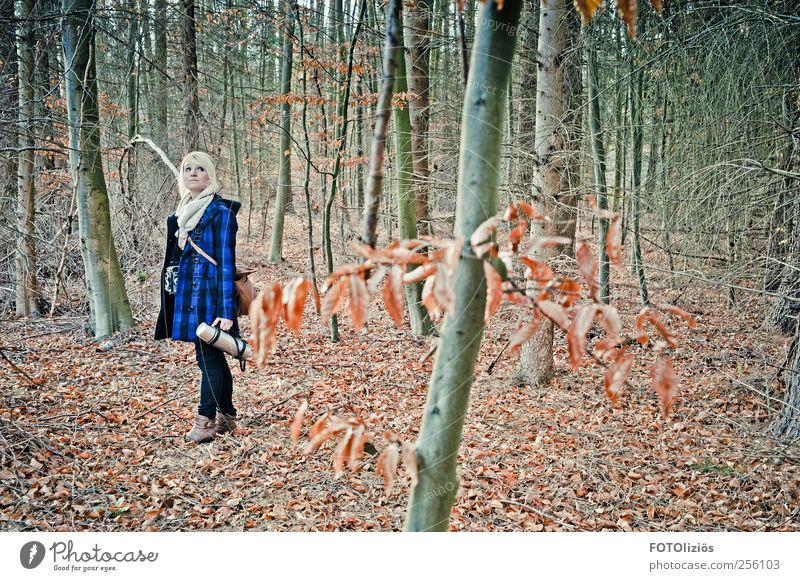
125, 0, 140, 251
406, 0, 431, 236
295, 6, 320, 307
514, 0, 538, 194
182, 0, 200, 151
322, 0, 367, 342
516, 0, 566, 388
361, 0, 402, 249
16, 0, 40, 317
395, 18, 433, 337
630, 68, 650, 307
153, 0, 168, 151
774, 329, 800, 441
587, 42, 610, 304
0, 0, 17, 210
557, 6, 582, 255
405, 0, 521, 532
268, 0, 295, 263
63, 0, 134, 337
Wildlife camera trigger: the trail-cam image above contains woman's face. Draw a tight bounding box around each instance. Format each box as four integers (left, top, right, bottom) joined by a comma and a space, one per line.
183, 161, 211, 195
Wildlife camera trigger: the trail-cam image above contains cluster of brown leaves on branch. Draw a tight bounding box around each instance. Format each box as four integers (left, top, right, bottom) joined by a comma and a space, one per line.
288, 402, 417, 492
247, 199, 694, 487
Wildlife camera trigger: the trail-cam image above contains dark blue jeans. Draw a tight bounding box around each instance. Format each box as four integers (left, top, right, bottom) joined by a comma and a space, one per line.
194, 340, 236, 419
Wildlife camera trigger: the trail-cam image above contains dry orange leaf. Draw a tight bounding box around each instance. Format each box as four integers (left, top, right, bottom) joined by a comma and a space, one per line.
574, 0, 603, 24
290, 399, 308, 444
347, 274, 370, 332
382, 265, 405, 328
376, 443, 399, 493
508, 314, 542, 354
606, 216, 623, 266
604, 352, 634, 404
616, 0, 638, 37
470, 217, 498, 259
402, 261, 437, 284
402, 442, 419, 488
484, 261, 504, 323
332, 427, 354, 478
321, 275, 348, 319
520, 256, 554, 287
567, 304, 599, 369
576, 242, 598, 300
648, 310, 677, 348
653, 356, 679, 418
537, 299, 570, 330
283, 277, 310, 336
659, 304, 697, 328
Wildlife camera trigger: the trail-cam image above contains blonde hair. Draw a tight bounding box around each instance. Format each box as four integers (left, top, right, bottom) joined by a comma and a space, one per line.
178, 151, 220, 198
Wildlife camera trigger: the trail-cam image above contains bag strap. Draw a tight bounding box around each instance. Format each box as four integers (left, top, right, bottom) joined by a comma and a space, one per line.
187, 237, 217, 266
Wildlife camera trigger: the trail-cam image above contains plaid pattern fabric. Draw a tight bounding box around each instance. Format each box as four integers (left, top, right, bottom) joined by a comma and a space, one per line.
171, 196, 240, 342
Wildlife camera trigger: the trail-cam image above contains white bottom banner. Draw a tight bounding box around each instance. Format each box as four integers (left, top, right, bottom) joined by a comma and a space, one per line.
1, 532, 797, 580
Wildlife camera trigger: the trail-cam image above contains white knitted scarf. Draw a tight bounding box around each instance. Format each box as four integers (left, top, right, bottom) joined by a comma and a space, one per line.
175, 188, 215, 250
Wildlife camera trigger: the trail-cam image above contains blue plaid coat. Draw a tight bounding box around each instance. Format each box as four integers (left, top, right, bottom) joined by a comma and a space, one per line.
155, 195, 240, 342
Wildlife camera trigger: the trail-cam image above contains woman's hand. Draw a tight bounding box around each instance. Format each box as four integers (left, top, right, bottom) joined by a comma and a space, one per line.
212, 317, 234, 332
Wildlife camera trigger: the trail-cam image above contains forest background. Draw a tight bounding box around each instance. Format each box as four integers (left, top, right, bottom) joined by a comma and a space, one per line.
1, 0, 799, 532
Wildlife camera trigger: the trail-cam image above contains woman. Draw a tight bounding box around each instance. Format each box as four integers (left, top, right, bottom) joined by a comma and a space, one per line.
155, 151, 241, 443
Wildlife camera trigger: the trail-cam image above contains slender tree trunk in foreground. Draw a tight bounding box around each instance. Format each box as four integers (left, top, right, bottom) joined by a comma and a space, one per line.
63, 0, 133, 337
405, 0, 521, 532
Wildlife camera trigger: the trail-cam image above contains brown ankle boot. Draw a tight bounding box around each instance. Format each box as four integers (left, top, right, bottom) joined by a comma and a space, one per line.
215, 412, 237, 436
186, 414, 216, 443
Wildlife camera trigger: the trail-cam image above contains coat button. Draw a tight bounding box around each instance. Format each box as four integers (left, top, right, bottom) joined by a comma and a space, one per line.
193, 257, 199, 263
192, 282, 197, 288
189, 306, 194, 311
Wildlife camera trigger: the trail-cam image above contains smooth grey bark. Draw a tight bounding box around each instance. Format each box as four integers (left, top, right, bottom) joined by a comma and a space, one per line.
361, 0, 402, 249
268, 0, 295, 263
63, 0, 134, 337
16, 0, 40, 317
405, 0, 522, 532
516, 0, 566, 388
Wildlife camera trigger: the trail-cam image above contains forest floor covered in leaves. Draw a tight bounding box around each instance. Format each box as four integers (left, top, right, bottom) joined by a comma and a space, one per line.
2, 214, 799, 532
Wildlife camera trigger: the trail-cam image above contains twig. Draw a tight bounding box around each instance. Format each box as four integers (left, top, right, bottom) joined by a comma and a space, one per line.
485, 340, 510, 375
250, 389, 309, 423
497, 498, 575, 530
0, 349, 38, 388
419, 341, 438, 365
134, 395, 185, 421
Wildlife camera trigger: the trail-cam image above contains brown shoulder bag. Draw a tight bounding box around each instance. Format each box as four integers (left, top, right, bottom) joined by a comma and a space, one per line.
188, 238, 257, 317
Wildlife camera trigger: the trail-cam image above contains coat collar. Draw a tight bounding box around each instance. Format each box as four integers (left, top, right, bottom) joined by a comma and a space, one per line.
194, 196, 224, 231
